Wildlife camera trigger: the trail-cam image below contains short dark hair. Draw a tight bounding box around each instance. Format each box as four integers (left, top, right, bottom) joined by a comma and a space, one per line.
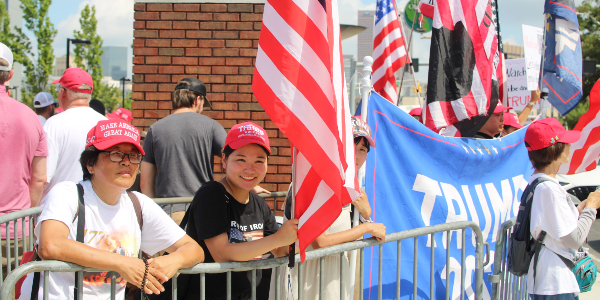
525, 142, 567, 170
222, 145, 270, 160
173, 81, 202, 109
80, 146, 101, 181
354, 136, 370, 152
0, 58, 10, 84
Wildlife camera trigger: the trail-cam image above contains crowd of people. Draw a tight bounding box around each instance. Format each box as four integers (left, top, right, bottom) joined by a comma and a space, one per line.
0, 37, 599, 300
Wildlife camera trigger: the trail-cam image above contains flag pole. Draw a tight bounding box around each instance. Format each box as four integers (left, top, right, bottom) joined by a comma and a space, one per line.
288, 146, 296, 268
397, 9, 418, 106
538, 14, 549, 118
349, 56, 373, 300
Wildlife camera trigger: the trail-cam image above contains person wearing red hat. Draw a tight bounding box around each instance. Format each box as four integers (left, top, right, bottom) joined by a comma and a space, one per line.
179, 122, 298, 300
408, 107, 423, 121
523, 118, 600, 299
473, 102, 512, 139
20, 119, 204, 300
106, 107, 134, 123
41, 68, 107, 204
501, 112, 523, 136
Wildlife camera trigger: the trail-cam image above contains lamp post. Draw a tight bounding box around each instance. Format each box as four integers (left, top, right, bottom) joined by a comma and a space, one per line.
66, 38, 92, 69
120, 77, 131, 108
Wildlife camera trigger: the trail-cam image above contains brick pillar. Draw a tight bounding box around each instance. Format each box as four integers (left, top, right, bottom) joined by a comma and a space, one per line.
133, 1, 289, 215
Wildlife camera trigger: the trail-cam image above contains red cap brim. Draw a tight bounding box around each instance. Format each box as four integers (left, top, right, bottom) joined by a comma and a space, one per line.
92, 138, 145, 155
51, 79, 60, 84
228, 139, 271, 154
558, 130, 581, 144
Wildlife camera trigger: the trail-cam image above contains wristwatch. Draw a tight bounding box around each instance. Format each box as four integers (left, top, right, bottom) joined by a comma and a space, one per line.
526, 101, 536, 108
360, 215, 373, 223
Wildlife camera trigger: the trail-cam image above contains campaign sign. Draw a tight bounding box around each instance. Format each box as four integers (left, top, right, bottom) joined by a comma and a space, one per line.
522, 25, 544, 91
505, 58, 538, 110
363, 92, 532, 300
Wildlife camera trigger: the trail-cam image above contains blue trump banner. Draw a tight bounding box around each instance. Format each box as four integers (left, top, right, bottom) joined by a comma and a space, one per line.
363, 92, 532, 300
542, 0, 583, 115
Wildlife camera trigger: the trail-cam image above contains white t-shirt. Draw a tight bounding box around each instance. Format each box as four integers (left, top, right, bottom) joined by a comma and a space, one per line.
41, 107, 106, 205
38, 115, 46, 126
526, 173, 580, 295
19, 180, 186, 300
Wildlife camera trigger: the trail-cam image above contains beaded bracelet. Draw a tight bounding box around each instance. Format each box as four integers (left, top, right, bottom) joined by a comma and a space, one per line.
141, 257, 149, 299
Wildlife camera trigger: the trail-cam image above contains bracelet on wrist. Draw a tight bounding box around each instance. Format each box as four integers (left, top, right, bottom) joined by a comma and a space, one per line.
359, 215, 373, 223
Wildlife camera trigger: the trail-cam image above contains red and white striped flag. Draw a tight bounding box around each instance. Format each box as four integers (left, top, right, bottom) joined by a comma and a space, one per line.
372, 0, 409, 104
559, 79, 600, 175
253, 0, 361, 261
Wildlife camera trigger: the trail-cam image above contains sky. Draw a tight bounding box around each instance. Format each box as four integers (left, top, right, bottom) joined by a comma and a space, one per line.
21, 0, 585, 81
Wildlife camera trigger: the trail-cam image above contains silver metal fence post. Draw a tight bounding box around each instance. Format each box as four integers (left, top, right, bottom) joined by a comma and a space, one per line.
13, 219, 19, 267
298, 262, 304, 300
340, 252, 345, 300
251, 269, 257, 300
275, 267, 281, 300
77, 270, 83, 299
110, 271, 116, 300
30, 215, 35, 250
227, 271, 232, 300
360, 247, 364, 300
201, 273, 206, 300
173, 272, 178, 300
430, 233, 435, 299
413, 237, 418, 300
6, 224, 11, 274
446, 230, 450, 300
22, 217, 27, 252
43, 270, 49, 300
461, 229, 466, 300
378, 245, 382, 300
396, 241, 401, 300
320, 257, 324, 299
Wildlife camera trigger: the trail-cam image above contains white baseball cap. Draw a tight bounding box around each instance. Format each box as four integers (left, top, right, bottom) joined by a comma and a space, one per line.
33, 92, 58, 108
0, 43, 13, 72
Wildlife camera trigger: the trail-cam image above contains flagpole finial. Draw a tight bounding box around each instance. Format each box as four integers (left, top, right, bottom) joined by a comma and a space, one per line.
361, 56, 374, 122
363, 56, 373, 72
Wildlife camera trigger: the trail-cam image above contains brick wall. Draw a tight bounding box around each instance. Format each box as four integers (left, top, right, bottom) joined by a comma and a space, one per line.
132, 2, 288, 215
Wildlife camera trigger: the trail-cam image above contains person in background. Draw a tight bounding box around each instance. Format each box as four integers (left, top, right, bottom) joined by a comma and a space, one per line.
524, 118, 600, 299
182, 122, 297, 300
107, 107, 134, 123
271, 117, 386, 300
19, 119, 204, 300
89, 99, 106, 116
408, 107, 422, 122
0, 42, 48, 275
140, 78, 227, 224
41, 68, 107, 205
501, 112, 523, 137
473, 102, 512, 139
33, 92, 58, 126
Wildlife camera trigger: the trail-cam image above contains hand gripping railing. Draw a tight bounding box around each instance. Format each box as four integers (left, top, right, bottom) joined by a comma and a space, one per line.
489, 218, 528, 300
0, 221, 487, 300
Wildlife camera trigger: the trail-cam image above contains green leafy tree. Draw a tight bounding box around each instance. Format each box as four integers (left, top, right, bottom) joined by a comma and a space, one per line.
21, 0, 56, 105
73, 4, 104, 97
94, 83, 132, 113
0, 2, 33, 77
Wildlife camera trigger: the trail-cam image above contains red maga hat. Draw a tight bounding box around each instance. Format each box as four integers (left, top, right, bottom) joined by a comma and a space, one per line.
224, 122, 271, 154
524, 118, 580, 151
52, 68, 93, 94
85, 119, 144, 155
409, 107, 422, 116
107, 108, 133, 123
493, 102, 512, 114
503, 112, 523, 129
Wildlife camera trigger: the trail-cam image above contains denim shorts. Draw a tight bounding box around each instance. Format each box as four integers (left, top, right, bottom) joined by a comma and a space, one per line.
529, 294, 579, 300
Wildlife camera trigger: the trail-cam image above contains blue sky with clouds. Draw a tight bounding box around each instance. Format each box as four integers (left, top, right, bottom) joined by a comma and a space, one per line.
22, 0, 584, 82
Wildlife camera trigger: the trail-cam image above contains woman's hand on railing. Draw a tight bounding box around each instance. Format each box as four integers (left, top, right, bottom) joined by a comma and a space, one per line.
367, 223, 387, 242
118, 256, 167, 295
147, 256, 181, 282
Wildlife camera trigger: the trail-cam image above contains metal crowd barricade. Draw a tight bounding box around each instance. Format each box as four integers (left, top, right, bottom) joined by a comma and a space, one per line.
1, 221, 488, 300
0, 206, 43, 285
489, 217, 528, 300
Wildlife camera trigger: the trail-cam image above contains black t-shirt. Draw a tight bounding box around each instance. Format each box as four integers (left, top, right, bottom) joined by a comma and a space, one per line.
184, 181, 279, 299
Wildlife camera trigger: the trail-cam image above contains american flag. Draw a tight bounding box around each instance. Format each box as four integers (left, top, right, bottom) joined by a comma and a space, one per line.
253, 0, 360, 261
372, 0, 409, 104
559, 79, 600, 175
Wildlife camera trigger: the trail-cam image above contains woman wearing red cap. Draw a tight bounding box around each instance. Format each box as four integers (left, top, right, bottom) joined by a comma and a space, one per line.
20, 120, 204, 300
524, 118, 600, 299
180, 122, 298, 300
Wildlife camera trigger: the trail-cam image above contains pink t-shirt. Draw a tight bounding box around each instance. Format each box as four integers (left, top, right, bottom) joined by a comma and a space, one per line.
0, 84, 48, 239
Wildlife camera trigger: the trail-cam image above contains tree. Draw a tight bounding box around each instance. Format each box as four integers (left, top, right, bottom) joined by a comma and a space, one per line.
73, 4, 104, 97
0, 2, 33, 76
20, 0, 56, 100
94, 83, 132, 113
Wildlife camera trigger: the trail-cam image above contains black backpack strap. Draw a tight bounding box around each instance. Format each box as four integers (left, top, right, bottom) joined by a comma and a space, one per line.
74, 183, 86, 300
532, 230, 547, 289
127, 192, 144, 231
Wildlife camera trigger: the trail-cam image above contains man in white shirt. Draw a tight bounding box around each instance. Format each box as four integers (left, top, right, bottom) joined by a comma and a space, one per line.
33, 92, 58, 126
41, 68, 107, 204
